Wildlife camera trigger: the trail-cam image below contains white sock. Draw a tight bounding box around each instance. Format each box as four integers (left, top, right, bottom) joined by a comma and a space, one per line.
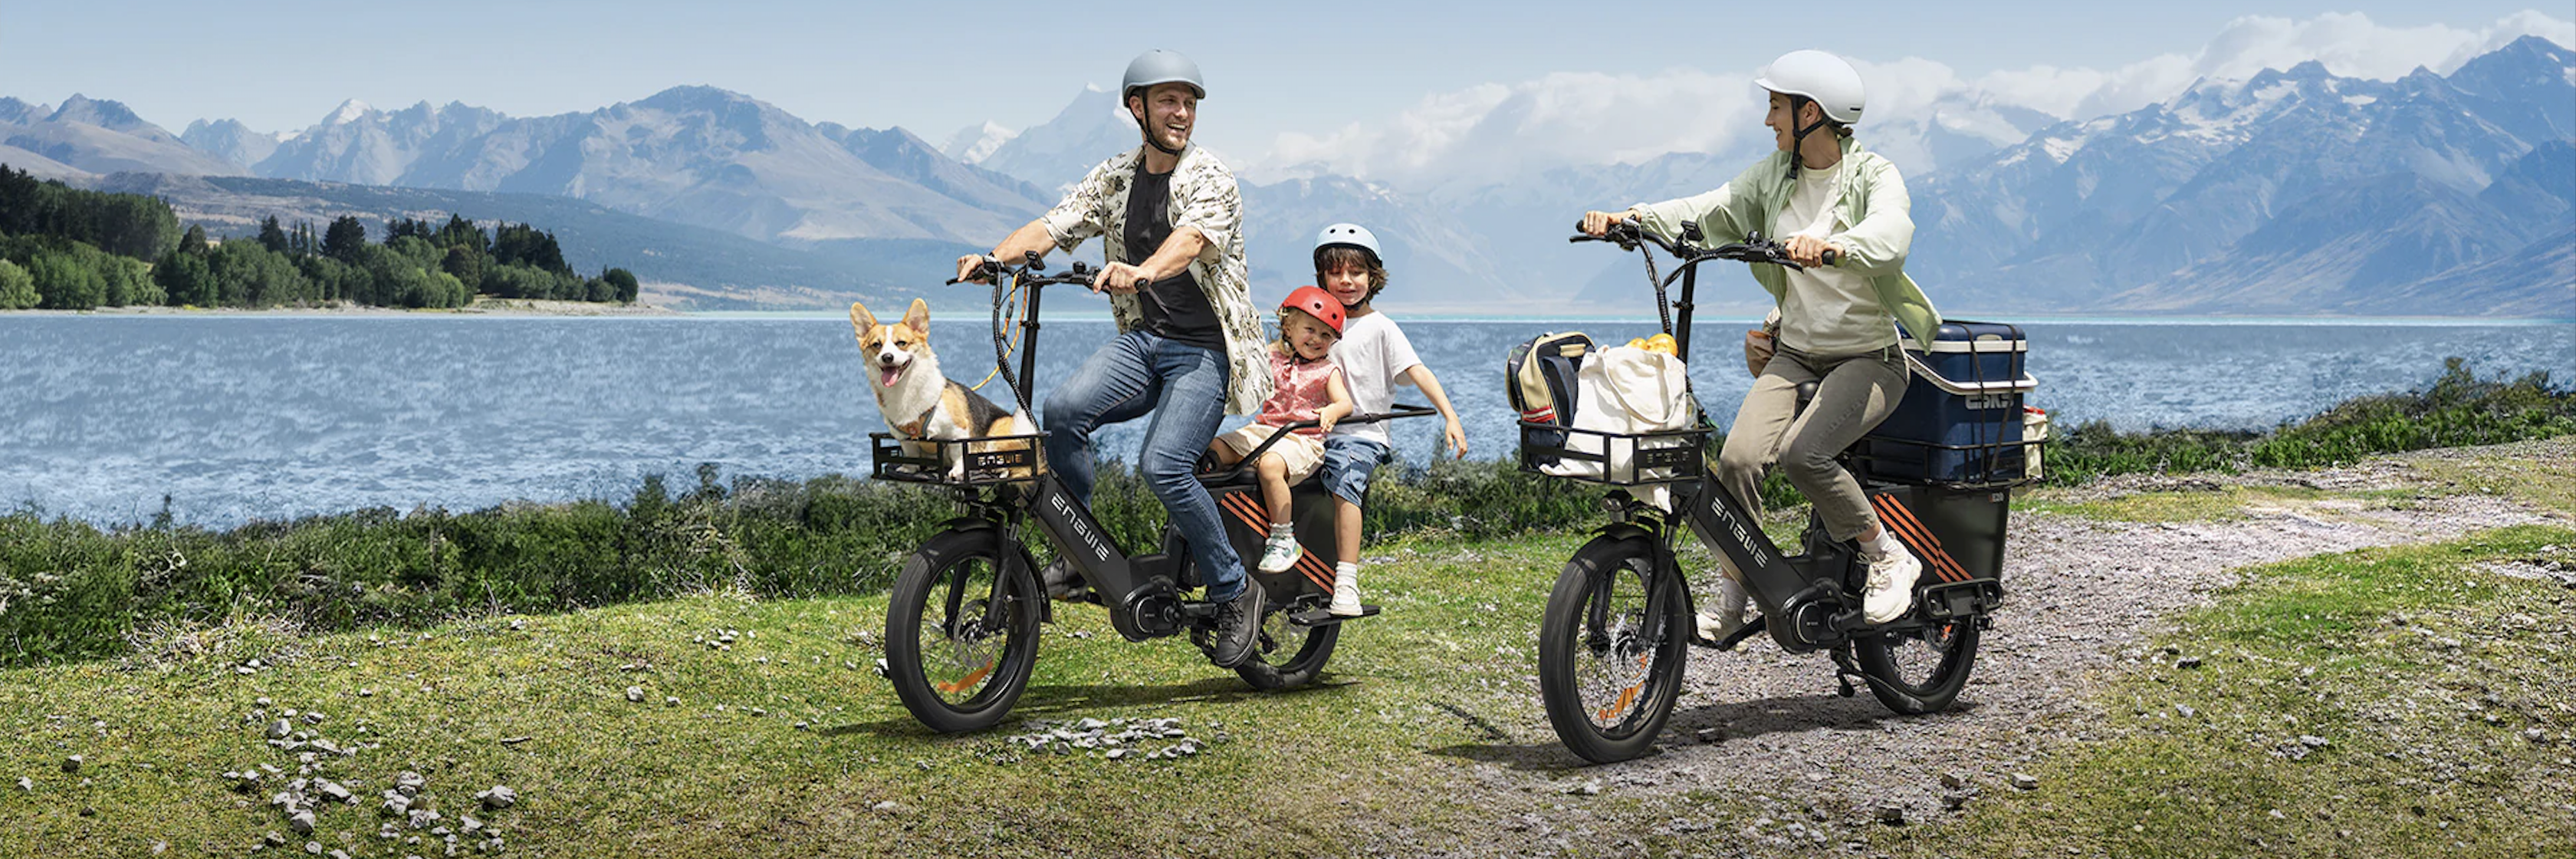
1270, 522, 1294, 538
1863, 529, 1904, 561
1335, 561, 1359, 578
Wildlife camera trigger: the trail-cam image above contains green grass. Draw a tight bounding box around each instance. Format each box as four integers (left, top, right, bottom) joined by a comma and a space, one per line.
2410, 444, 2576, 518
0, 459, 1612, 669
0, 532, 1595, 858
1878, 525, 2576, 859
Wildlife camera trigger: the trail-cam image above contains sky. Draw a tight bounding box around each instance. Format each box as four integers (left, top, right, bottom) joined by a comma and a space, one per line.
2, 1, 2568, 171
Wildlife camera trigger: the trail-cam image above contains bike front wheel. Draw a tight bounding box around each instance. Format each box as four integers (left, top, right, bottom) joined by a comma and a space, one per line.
1538, 534, 1690, 763
884, 529, 1043, 733
1854, 618, 1980, 714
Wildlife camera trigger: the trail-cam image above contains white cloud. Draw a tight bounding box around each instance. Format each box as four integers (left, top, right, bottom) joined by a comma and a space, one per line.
1260, 71, 1764, 185
1250, 12, 2573, 183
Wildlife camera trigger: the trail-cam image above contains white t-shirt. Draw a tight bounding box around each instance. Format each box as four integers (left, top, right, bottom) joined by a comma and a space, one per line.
1326, 311, 1421, 446
1777, 161, 1899, 355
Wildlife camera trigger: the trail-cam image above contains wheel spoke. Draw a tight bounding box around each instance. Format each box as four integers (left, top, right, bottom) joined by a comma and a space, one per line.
1569, 563, 1660, 731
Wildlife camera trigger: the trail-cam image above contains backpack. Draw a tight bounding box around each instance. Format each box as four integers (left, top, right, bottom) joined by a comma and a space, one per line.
1506, 331, 1593, 462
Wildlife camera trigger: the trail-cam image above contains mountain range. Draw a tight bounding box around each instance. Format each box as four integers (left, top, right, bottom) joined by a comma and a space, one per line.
1, 36, 2567, 317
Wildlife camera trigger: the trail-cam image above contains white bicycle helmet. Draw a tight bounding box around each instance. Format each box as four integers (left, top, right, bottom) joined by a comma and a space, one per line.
1122, 50, 1206, 101
1753, 50, 1865, 125
1312, 222, 1382, 268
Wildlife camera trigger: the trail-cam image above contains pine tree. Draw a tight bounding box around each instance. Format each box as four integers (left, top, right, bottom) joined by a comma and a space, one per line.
258, 216, 288, 253
323, 216, 367, 262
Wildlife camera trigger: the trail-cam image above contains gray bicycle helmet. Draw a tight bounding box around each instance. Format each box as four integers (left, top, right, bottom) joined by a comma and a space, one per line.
1122, 50, 1206, 101
1313, 222, 1382, 268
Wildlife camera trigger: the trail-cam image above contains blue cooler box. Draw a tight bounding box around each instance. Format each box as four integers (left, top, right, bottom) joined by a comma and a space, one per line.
1861, 321, 2036, 485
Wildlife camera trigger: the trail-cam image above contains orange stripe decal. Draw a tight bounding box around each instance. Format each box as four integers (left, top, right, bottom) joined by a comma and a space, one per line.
1875, 496, 1972, 583
1218, 493, 1334, 590
1294, 551, 1332, 591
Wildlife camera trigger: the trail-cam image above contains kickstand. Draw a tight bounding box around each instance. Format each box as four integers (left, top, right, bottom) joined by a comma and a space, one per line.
1829, 647, 1896, 700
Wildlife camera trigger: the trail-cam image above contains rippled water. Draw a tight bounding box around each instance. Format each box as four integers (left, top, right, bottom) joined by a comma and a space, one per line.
2, 314, 2565, 526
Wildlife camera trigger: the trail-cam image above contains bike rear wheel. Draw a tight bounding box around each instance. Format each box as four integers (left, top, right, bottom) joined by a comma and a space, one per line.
1854, 618, 1980, 714
1539, 534, 1689, 763
885, 529, 1043, 733
1234, 593, 1340, 690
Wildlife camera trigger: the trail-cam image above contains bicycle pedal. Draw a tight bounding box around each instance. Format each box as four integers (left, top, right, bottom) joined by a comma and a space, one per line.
1287, 604, 1379, 627
1691, 616, 1767, 650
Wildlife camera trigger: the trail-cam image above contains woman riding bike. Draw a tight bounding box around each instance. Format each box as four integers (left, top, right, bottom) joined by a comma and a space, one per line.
1579, 48, 1944, 638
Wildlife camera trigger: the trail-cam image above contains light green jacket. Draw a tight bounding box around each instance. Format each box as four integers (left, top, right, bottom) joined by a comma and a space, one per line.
1627, 136, 1942, 349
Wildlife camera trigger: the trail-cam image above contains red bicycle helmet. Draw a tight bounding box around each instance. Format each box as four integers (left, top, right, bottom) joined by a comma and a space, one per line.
1280, 285, 1346, 334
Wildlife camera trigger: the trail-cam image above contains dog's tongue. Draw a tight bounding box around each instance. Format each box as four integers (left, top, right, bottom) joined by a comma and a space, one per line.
880, 366, 902, 387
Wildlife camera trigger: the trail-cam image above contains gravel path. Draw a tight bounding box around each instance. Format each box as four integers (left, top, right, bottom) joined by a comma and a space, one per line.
1394, 443, 2570, 857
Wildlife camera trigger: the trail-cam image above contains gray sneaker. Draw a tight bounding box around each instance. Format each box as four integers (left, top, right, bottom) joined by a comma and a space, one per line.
1208, 584, 1267, 668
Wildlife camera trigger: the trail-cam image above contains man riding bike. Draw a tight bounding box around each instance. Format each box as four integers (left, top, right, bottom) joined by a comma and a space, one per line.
954, 50, 1272, 668
1579, 49, 1945, 640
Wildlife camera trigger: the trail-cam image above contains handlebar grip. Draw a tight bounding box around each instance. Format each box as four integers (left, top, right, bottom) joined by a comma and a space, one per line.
1821, 248, 1840, 266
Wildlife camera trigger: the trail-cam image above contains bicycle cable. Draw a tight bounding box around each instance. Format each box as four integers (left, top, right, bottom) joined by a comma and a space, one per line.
1645, 247, 1674, 338
987, 273, 1033, 415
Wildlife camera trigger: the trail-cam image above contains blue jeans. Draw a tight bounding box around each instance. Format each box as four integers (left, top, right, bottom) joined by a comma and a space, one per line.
1043, 330, 1247, 601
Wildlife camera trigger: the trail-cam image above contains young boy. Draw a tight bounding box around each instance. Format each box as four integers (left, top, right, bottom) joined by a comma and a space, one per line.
1311, 223, 1468, 616
1206, 286, 1355, 574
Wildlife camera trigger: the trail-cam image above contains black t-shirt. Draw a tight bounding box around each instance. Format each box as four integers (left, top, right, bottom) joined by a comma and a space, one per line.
1122, 161, 1225, 351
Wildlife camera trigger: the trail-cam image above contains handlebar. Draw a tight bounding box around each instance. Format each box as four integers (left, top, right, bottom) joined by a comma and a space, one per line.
1203, 403, 1444, 482
1569, 220, 1835, 270
946, 252, 1100, 288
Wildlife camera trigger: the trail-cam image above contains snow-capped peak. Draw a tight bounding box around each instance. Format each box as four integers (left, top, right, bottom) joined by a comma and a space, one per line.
942, 120, 1018, 165
324, 99, 373, 126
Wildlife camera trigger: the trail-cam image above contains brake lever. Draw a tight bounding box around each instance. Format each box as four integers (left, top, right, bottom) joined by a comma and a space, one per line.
945, 255, 1002, 285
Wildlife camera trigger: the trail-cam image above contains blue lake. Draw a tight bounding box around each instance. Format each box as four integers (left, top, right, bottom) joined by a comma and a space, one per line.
2, 314, 2567, 527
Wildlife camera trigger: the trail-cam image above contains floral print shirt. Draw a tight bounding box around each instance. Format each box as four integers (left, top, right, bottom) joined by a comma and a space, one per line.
1039, 143, 1271, 415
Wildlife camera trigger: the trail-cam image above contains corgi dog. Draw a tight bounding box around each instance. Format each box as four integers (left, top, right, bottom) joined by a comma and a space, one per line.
851, 298, 1040, 481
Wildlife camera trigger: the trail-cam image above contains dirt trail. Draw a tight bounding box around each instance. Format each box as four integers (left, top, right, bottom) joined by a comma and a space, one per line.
1397, 441, 2571, 856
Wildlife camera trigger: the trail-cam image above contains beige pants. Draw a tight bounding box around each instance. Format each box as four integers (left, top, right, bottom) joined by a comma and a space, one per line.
1716, 344, 1908, 541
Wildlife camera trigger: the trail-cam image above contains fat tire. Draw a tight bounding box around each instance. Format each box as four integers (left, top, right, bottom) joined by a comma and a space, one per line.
1854, 620, 1980, 714
885, 529, 1043, 733
1538, 535, 1689, 763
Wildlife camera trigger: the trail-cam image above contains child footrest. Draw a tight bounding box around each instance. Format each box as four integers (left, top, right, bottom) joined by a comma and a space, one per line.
1287, 605, 1381, 626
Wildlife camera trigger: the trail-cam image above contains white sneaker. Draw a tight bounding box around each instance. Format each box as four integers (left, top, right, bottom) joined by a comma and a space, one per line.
1694, 573, 1755, 644
1861, 548, 1923, 624
1256, 530, 1302, 573
1329, 565, 1362, 616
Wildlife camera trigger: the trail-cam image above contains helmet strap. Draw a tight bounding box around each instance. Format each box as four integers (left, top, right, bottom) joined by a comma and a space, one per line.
1131, 97, 1187, 158
1786, 95, 1831, 180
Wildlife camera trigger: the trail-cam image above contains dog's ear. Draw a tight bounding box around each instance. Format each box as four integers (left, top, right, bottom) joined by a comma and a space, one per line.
902, 298, 930, 332
849, 301, 877, 337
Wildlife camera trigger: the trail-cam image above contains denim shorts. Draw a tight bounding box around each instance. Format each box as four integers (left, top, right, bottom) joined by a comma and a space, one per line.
1319, 436, 1392, 505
